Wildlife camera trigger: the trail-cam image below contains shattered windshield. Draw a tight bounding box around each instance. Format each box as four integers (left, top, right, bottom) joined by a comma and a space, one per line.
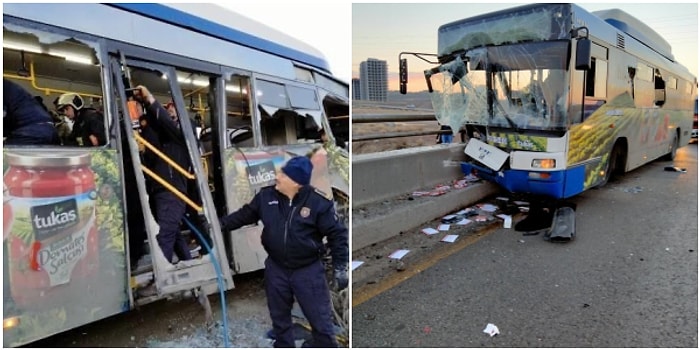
431, 41, 570, 133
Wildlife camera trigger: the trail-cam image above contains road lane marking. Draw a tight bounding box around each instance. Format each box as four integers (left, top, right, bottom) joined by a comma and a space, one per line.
352, 223, 501, 307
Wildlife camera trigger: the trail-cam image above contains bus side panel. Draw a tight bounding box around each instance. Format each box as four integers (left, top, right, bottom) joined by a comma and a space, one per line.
220, 145, 335, 274
3, 149, 129, 347
563, 164, 586, 198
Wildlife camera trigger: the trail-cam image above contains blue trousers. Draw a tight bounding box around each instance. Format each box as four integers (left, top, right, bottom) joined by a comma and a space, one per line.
265, 258, 337, 348
153, 191, 190, 262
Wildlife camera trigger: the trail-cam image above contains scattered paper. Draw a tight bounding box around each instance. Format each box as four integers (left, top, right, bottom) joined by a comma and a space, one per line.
478, 203, 498, 212
422, 228, 439, 235
513, 201, 529, 206
351, 261, 364, 271
474, 215, 489, 222
441, 235, 458, 243
518, 206, 529, 213
496, 214, 512, 229
483, 323, 499, 337
438, 224, 450, 231
496, 196, 509, 201
388, 249, 410, 260
442, 214, 456, 220
453, 179, 469, 188
456, 218, 472, 225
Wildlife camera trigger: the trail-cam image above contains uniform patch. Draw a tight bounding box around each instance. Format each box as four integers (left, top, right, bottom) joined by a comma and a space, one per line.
300, 207, 311, 218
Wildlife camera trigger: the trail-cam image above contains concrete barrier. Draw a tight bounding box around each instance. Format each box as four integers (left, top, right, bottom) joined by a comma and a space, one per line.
351, 143, 500, 251
352, 144, 470, 207
352, 182, 500, 252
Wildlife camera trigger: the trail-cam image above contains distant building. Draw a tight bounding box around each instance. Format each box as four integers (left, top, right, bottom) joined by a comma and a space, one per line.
359, 58, 387, 102
352, 78, 361, 100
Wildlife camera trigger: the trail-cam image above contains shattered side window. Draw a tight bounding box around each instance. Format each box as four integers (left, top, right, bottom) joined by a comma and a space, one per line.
3, 25, 106, 147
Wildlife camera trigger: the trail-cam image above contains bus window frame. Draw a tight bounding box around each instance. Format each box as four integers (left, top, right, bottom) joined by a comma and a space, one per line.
3, 17, 115, 149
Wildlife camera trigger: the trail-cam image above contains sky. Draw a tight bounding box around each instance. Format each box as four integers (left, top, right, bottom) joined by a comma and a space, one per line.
353, 3, 698, 92
213, 2, 352, 83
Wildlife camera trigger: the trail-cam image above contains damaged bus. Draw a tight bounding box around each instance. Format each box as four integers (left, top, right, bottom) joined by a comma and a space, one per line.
3, 3, 349, 347
400, 3, 696, 200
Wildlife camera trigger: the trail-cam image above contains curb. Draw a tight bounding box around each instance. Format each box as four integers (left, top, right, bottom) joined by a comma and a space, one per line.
351, 182, 500, 252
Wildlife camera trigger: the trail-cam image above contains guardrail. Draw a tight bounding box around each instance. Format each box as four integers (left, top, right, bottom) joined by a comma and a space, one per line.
352, 112, 457, 142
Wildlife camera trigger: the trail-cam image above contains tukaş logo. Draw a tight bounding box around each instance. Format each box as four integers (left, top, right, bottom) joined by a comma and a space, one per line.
30, 198, 79, 240
247, 160, 277, 188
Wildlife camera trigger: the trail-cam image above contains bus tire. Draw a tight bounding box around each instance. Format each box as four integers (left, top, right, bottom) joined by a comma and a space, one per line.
598, 143, 624, 188
663, 132, 678, 161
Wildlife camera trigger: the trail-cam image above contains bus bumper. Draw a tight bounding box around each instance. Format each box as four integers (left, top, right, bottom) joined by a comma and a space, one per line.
461, 162, 572, 199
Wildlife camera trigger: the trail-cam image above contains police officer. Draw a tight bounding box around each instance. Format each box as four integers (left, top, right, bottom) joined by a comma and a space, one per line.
3, 79, 59, 145
56, 92, 106, 146
220, 156, 348, 348
133, 85, 193, 263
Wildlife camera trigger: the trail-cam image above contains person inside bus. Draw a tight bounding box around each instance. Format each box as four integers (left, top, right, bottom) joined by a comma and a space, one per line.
56, 92, 107, 147
132, 86, 198, 264
219, 156, 348, 348
3, 79, 60, 145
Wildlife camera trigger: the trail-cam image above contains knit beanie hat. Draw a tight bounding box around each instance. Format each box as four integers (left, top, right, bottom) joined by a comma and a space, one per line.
281, 156, 313, 186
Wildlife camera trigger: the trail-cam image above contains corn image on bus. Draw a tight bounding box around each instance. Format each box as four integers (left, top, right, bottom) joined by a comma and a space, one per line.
2, 3, 349, 346
400, 3, 696, 199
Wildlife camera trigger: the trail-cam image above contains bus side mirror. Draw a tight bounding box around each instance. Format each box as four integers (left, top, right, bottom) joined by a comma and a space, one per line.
575, 38, 591, 71
399, 58, 408, 95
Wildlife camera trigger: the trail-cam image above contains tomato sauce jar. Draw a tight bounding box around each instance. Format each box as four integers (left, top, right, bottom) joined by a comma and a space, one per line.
4, 152, 98, 309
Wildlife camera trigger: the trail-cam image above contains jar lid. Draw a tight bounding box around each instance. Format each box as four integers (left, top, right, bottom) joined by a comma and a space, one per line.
5, 151, 92, 167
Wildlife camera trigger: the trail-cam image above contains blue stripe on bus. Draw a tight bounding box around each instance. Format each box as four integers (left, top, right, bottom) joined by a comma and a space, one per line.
461, 162, 586, 199
107, 3, 331, 73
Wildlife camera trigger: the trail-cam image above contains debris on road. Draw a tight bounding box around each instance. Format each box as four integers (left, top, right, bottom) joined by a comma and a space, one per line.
441, 235, 458, 243
352, 261, 364, 271
622, 186, 643, 193
483, 323, 499, 337
388, 249, 410, 260
664, 166, 687, 173
422, 228, 439, 235
496, 214, 512, 228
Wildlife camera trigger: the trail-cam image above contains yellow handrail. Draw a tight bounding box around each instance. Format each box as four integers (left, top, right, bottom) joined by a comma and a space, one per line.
4, 62, 102, 99
28, 62, 102, 99
133, 132, 195, 180
141, 165, 202, 212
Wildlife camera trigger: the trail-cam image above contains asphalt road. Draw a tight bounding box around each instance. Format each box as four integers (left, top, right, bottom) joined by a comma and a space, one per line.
352, 144, 698, 348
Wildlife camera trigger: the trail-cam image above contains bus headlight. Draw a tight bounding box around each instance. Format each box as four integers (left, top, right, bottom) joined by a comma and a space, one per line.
4, 316, 20, 329
532, 159, 556, 169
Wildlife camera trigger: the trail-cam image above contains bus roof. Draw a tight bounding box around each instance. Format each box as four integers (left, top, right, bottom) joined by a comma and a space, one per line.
107, 3, 331, 73
592, 8, 674, 62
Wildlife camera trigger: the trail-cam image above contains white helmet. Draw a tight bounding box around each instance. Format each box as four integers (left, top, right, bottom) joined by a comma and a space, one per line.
56, 93, 84, 111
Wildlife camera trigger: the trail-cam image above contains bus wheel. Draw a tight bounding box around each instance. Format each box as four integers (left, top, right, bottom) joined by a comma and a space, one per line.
598, 144, 622, 188
663, 133, 678, 161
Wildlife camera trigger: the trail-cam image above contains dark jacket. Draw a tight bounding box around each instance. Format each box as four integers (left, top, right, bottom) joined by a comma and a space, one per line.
142, 100, 192, 193
3, 79, 59, 145
220, 185, 348, 270
66, 108, 106, 147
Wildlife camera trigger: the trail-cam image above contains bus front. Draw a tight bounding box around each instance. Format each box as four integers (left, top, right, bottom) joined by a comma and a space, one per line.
426, 4, 586, 199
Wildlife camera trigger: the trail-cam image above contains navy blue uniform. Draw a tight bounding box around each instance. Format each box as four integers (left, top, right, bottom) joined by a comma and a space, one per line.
3, 79, 59, 145
142, 100, 193, 262
220, 185, 348, 348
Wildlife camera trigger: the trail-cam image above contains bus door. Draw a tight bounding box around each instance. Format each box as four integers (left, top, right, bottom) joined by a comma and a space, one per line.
213, 72, 268, 274
109, 55, 233, 300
